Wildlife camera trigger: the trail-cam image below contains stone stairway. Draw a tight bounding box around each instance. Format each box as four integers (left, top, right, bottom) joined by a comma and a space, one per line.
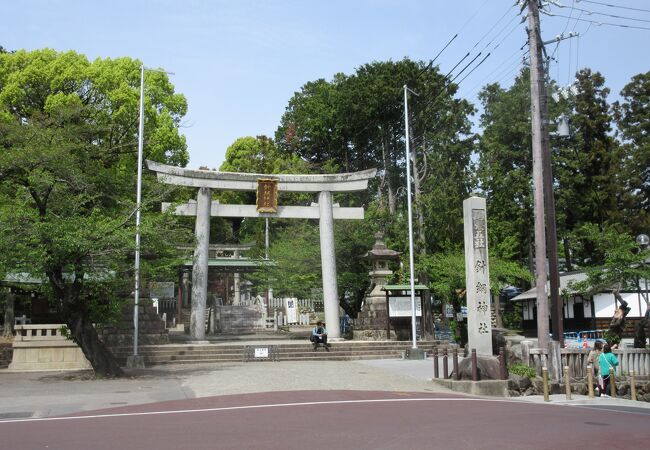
110, 340, 453, 366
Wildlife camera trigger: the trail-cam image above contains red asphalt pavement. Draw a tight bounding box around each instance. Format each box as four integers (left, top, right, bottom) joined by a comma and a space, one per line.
1, 390, 649, 450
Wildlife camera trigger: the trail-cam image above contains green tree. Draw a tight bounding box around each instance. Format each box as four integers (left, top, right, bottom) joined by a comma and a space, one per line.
477, 69, 535, 266
613, 71, 650, 234
0, 49, 189, 376
557, 71, 623, 227
418, 251, 531, 343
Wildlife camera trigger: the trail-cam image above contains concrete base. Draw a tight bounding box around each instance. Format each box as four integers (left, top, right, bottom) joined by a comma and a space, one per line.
126, 355, 146, 369
187, 340, 211, 345
9, 325, 93, 372
432, 379, 509, 397
403, 348, 427, 360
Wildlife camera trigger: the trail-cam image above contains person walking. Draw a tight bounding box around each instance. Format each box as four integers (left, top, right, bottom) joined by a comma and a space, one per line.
598, 343, 619, 397
587, 341, 603, 395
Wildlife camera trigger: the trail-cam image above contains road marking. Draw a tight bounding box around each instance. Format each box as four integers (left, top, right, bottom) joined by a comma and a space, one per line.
0, 397, 508, 424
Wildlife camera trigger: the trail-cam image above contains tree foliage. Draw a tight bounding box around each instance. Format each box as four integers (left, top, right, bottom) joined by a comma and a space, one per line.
0, 49, 190, 376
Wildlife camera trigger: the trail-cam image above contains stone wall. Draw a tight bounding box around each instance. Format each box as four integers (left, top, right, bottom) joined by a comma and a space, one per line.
99, 301, 170, 347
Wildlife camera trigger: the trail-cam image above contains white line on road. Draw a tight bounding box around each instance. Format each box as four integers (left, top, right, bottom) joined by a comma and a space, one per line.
0, 397, 513, 425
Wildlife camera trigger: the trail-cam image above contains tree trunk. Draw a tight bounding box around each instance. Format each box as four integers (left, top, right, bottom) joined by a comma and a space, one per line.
67, 314, 124, 377
441, 298, 449, 327
381, 137, 396, 215
563, 237, 573, 272
3, 290, 15, 338
419, 272, 434, 339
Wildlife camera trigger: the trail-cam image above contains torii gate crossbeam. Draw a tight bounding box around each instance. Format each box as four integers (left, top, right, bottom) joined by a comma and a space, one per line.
147, 160, 376, 341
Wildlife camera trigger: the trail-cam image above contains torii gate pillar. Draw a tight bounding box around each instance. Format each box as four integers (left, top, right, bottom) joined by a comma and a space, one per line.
191, 187, 211, 341
147, 160, 376, 341
319, 191, 339, 338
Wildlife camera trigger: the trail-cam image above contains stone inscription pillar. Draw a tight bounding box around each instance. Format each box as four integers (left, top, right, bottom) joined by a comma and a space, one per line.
190, 187, 211, 341
319, 191, 341, 339
233, 249, 241, 306
463, 196, 493, 356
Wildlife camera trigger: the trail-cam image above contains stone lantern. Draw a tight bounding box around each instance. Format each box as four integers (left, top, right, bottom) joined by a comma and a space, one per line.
353, 232, 401, 340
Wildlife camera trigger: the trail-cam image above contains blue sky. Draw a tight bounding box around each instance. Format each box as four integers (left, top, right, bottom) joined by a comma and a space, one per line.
2, 0, 649, 169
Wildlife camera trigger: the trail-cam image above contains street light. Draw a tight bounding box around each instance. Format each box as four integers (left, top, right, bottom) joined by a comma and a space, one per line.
127, 65, 174, 369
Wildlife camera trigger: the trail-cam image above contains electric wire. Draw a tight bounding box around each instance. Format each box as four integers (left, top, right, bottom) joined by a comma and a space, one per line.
555, 3, 650, 23
471, 3, 516, 51
542, 12, 650, 30
576, 0, 650, 14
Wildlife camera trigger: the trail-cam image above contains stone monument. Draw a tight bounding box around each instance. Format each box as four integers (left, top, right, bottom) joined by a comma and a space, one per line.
354, 232, 401, 340
463, 196, 493, 356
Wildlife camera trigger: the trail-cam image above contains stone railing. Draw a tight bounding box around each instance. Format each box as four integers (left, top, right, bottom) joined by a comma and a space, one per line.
527, 346, 650, 378
9, 324, 92, 371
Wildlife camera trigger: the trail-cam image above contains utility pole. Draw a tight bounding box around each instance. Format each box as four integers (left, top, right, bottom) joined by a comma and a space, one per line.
527, 0, 562, 348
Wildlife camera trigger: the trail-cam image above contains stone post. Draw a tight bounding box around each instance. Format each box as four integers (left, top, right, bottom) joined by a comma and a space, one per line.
463, 197, 492, 356
521, 340, 532, 367
233, 249, 241, 306
319, 191, 341, 339
547, 340, 562, 381
190, 187, 211, 341
3, 289, 15, 338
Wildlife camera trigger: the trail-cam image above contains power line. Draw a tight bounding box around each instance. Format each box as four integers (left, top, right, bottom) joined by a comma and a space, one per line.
542, 12, 650, 30
554, 2, 650, 23
471, 3, 516, 51
456, 53, 492, 86
576, 0, 650, 14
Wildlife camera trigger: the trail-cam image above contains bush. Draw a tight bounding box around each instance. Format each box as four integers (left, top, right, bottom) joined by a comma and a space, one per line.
508, 363, 536, 379
603, 330, 621, 346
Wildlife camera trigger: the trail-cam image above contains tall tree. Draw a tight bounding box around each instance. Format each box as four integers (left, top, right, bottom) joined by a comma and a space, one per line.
0, 49, 189, 376
613, 71, 650, 234
477, 69, 535, 266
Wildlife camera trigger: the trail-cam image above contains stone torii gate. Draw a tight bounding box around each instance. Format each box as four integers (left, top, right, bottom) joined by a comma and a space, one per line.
146, 160, 376, 341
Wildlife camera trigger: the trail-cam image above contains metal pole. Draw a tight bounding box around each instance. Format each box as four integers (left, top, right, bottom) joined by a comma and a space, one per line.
404, 85, 418, 350
133, 64, 145, 359
527, 0, 550, 349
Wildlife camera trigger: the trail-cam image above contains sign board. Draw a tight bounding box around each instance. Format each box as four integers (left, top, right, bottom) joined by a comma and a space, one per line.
254, 347, 269, 358
285, 298, 298, 324
149, 282, 175, 299
256, 178, 278, 213
445, 304, 454, 318
388, 296, 422, 317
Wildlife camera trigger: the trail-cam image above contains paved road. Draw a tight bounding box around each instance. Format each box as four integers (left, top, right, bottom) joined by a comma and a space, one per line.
1, 359, 649, 449
2, 390, 649, 450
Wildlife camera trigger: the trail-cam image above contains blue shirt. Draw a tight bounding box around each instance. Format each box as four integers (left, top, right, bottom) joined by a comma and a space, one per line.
312, 326, 327, 336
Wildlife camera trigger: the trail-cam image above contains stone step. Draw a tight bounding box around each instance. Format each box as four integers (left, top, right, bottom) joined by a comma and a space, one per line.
117, 352, 414, 364
111, 340, 447, 351
114, 348, 426, 360
110, 340, 452, 366
111, 344, 446, 358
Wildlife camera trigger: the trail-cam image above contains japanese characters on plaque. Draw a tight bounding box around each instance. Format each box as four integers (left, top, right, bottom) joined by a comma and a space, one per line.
463, 197, 492, 355
472, 208, 492, 336
256, 179, 278, 213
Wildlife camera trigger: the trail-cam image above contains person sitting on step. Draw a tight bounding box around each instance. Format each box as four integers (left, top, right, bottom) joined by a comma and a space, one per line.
311, 321, 330, 351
